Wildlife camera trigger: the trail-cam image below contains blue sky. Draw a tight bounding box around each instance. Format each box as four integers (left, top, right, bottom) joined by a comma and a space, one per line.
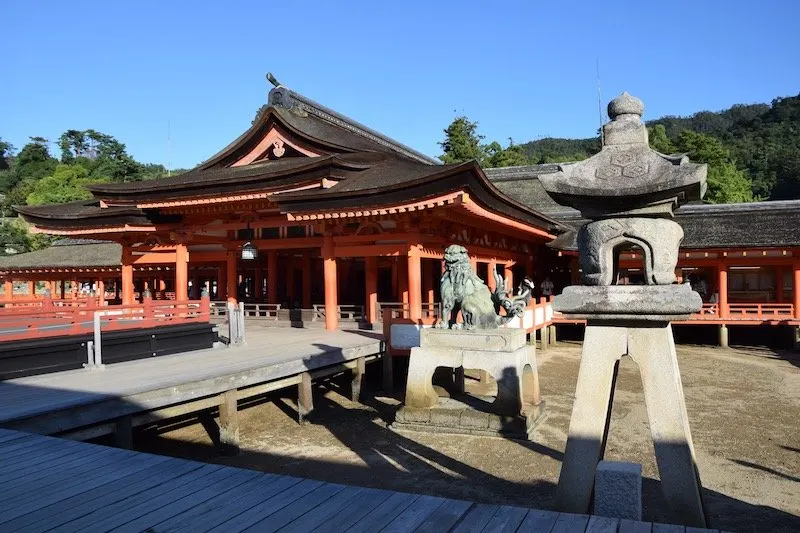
2, 0, 799, 169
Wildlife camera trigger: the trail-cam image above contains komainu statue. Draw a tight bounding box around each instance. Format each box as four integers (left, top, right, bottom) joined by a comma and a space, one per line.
436, 244, 533, 330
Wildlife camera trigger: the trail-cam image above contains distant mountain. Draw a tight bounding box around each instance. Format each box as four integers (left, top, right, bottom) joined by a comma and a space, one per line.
515, 93, 800, 200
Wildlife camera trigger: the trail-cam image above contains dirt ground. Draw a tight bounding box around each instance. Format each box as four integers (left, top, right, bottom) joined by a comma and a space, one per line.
136, 342, 800, 532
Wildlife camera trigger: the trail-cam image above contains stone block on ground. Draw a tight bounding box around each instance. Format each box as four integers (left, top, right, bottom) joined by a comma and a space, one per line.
593, 460, 642, 521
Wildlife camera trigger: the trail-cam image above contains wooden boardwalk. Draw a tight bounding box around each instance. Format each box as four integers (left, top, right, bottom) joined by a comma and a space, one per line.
0, 328, 384, 438
0, 428, 721, 532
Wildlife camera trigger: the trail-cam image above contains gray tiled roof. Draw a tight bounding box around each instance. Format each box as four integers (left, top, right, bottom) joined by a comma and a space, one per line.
0, 241, 121, 271
485, 164, 800, 250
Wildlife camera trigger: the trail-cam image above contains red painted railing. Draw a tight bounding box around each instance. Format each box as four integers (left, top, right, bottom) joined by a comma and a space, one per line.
0, 297, 211, 343
552, 302, 797, 325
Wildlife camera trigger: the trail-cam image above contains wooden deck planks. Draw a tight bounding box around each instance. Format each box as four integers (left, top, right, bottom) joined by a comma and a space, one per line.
0, 430, 719, 533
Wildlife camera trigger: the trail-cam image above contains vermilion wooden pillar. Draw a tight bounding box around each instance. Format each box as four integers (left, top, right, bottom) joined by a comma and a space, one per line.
793, 263, 800, 319
718, 263, 729, 318
3, 278, 12, 301
487, 258, 497, 291
27, 280, 35, 297
302, 252, 312, 308
775, 267, 784, 303
254, 258, 263, 300
97, 279, 105, 304
365, 256, 378, 324
286, 258, 295, 304
399, 259, 409, 311
267, 250, 278, 305
408, 246, 422, 322
323, 235, 338, 330
226, 251, 237, 303
121, 247, 134, 305
175, 244, 189, 301
423, 259, 435, 312
505, 261, 514, 292
216, 264, 225, 300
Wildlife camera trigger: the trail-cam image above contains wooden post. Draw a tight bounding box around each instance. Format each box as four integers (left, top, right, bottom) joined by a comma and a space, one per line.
351, 357, 365, 402
423, 259, 435, 317
505, 261, 514, 293
775, 267, 784, 303
3, 278, 11, 302
298, 372, 313, 423
718, 264, 729, 318
218, 390, 240, 455
302, 252, 312, 308
323, 235, 338, 330
122, 246, 134, 305
97, 279, 105, 305
216, 265, 224, 300
27, 280, 35, 297
286, 259, 295, 304
114, 415, 133, 449
408, 246, 422, 322
267, 250, 278, 305
175, 243, 189, 301
794, 264, 800, 320
365, 256, 378, 324
487, 258, 497, 291
226, 251, 237, 303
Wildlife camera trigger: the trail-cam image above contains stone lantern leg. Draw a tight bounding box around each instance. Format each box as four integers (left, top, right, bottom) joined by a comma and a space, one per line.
539, 93, 708, 528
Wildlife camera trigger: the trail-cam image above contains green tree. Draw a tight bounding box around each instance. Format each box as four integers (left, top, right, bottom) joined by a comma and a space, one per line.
648, 124, 676, 154
0, 138, 14, 171
25, 164, 103, 205
675, 130, 753, 203
439, 116, 486, 164
484, 139, 530, 168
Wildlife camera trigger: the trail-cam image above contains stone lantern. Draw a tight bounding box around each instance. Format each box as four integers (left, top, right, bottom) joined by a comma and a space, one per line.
540, 93, 708, 527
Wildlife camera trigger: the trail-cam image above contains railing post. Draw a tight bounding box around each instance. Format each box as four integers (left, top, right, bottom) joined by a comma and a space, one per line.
382, 308, 393, 393
93, 311, 104, 367
227, 302, 237, 345
238, 302, 246, 346
200, 290, 211, 322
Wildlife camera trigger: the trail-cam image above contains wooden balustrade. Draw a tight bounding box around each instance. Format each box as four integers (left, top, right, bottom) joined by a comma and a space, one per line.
0, 297, 211, 343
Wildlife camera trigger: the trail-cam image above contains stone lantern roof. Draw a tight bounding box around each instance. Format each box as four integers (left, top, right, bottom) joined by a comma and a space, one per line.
538, 92, 707, 219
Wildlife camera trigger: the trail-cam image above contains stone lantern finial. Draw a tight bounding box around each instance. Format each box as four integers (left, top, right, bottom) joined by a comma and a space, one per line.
607, 91, 644, 119
603, 91, 648, 146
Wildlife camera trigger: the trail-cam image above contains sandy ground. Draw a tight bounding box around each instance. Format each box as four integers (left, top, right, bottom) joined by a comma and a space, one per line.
135, 342, 800, 532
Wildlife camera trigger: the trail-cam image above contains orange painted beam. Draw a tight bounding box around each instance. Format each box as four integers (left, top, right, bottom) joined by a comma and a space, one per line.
132, 252, 178, 265
335, 244, 404, 258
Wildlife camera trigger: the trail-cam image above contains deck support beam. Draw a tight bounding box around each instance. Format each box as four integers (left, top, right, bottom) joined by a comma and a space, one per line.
218, 389, 240, 456
351, 356, 365, 402
540, 324, 550, 351
114, 415, 133, 449
298, 372, 313, 423
718, 324, 729, 348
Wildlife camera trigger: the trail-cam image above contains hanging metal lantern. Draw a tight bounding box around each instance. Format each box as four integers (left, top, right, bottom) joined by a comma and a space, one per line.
241, 222, 258, 260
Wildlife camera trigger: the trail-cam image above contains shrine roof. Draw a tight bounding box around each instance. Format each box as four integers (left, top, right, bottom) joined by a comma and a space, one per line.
0, 240, 121, 271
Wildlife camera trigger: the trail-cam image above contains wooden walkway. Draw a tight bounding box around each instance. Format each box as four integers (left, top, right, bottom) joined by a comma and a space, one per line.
0, 328, 384, 438
0, 429, 721, 532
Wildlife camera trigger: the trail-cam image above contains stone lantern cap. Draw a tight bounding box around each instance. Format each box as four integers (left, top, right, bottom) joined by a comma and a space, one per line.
539, 92, 707, 219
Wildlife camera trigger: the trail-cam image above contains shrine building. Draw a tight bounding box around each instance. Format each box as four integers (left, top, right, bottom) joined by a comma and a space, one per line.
4, 82, 563, 330
3, 82, 800, 336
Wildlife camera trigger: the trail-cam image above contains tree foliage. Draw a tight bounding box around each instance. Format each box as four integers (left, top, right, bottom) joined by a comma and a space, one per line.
438, 117, 533, 168
25, 164, 106, 206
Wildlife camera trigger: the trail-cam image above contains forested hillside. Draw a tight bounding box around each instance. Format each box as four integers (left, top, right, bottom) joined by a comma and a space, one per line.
0, 130, 186, 254
512, 93, 800, 201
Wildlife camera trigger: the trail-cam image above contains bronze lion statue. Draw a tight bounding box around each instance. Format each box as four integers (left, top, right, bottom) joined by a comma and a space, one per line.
436, 244, 534, 330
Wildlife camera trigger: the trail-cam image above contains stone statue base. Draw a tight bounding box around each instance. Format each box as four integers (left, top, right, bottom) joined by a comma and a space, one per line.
553, 286, 706, 528
393, 328, 546, 440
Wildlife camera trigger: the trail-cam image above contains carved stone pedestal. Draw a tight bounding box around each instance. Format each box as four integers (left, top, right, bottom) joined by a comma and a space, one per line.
554, 286, 707, 528
394, 328, 546, 439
